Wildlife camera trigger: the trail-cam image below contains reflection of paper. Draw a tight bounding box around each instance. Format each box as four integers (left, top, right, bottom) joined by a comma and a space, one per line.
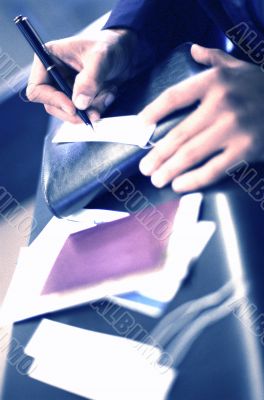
52, 116, 156, 147
26, 319, 176, 400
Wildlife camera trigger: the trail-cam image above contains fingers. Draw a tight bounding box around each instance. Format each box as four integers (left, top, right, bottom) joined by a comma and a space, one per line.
171, 149, 241, 192
27, 82, 76, 115
139, 69, 212, 125
72, 50, 108, 110
151, 129, 223, 188
27, 55, 76, 116
44, 104, 81, 124
87, 86, 117, 119
27, 54, 48, 85
140, 119, 228, 188
139, 103, 213, 176
27, 35, 122, 123
191, 44, 239, 68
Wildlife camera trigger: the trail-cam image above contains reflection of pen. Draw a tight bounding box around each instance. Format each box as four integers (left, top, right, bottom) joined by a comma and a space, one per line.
14, 15, 93, 129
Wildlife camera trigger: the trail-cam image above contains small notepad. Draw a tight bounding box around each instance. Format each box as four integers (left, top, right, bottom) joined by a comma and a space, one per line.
52, 115, 156, 147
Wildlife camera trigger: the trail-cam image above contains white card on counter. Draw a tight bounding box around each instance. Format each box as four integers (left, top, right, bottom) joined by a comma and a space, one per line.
26, 319, 176, 400
52, 116, 156, 147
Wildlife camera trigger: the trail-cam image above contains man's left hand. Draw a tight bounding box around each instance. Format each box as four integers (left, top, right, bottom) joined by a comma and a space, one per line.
139, 44, 264, 192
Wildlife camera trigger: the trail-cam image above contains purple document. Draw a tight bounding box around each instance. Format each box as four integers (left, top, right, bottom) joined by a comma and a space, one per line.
42, 200, 179, 295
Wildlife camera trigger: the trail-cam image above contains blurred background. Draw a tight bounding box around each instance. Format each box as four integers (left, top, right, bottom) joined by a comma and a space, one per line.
0, 0, 116, 385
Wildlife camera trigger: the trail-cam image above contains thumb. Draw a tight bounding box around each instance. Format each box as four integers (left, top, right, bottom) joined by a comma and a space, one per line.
72, 52, 106, 110
191, 44, 236, 67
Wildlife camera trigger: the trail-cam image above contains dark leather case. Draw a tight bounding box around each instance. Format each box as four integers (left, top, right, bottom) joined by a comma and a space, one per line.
41, 43, 206, 217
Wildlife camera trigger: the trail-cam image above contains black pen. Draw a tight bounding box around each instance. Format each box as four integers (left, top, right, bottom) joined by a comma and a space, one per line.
14, 15, 93, 129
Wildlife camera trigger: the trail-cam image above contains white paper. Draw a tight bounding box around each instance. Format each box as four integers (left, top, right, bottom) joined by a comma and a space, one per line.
52, 116, 156, 148
0, 195, 206, 325
26, 319, 176, 400
0, 210, 131, 325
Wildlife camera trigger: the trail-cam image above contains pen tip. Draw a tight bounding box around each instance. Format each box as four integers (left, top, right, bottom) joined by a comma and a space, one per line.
87, 122, 94, 130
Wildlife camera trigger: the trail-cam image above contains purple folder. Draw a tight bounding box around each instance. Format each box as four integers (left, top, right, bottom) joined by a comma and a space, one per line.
42, 200, 179, 295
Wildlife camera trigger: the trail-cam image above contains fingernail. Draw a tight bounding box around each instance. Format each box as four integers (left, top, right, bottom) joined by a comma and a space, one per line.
104, 93, 115, 108
139, 159, 153, 176
151, 172, 165, 188
172, 179, 184, 192
74, 94, 92, 110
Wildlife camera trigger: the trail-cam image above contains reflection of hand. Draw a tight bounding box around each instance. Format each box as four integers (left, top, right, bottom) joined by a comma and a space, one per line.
139, 44, 264, 192
26, 29, 138, 123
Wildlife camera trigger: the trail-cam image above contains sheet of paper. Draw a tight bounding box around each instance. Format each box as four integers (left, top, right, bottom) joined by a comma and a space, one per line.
26, 319, 176, 400
0, 195, 204, 325
0, 209, 131, 325
52, 116, 156, 147
0, 203, 175, 324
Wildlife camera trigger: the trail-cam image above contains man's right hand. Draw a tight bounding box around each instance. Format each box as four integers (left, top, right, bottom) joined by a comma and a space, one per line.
26, 29, 138, 123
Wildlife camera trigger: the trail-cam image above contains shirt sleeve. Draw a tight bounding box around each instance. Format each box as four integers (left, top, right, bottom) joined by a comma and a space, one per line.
103, 0, 223, 63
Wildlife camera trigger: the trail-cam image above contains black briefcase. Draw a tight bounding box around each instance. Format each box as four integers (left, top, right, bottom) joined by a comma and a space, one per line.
41, 43, 206, 217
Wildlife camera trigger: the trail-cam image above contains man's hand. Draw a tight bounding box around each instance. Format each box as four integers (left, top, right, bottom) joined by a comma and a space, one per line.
139, 44, 264, 192
26, 29, 138, 123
